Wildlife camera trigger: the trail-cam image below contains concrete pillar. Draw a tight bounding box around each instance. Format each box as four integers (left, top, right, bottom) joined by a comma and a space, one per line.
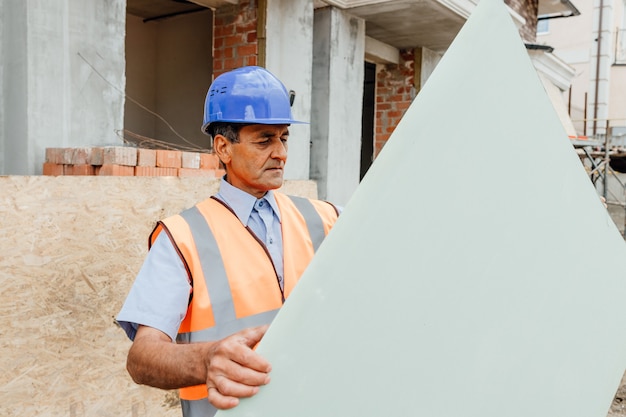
2, 0, 29, 175
265, 0, 314, 181
417, 47, 443, 91
0, 0, 4, 173
311, 7, 365, 206
1, 0, 125, 175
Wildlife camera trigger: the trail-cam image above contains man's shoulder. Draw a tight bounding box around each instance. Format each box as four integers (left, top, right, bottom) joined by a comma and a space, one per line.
160, 196, 225, 222
275, 192, 339, 217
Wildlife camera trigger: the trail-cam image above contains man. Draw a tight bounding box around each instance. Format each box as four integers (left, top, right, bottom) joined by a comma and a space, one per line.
117, 66, 339, 416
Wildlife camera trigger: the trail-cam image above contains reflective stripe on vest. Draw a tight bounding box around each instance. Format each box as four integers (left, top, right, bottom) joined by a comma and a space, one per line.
287, 195, 325, 251
181, 395, 218, 417
150, 192, 338, 416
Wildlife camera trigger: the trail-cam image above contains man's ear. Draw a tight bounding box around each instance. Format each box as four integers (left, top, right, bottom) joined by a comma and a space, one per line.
212, 134, 232, 165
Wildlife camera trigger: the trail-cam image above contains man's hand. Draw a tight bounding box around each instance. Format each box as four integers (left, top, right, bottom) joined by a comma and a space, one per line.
127, 324, 271, 410
204, 325, 271, 409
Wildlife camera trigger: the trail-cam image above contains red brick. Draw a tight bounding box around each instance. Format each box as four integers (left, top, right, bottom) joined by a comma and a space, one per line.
223, 47, 234, 58
200, 153, 220, 170
238, 21, 256, 33
178, 168, 218, 177
69, 148, 94, 165
90, 147, 104, 165
45, 148, 67, 164
224, 57, 244, 69
182, 151, 201, 169
135, 166, 178, 176
98, 164, 134, 176
246, 32, 257, 43
44, 148, 74, 164
237, 44, 256, 57
396, 101, 411, 111
103, 147, 137, 166
215, 25, 234, 37
137, 148, 157, 167
42, 163, 65, 176
156, 150, 182, 168
225, 35, 242, 47
65, 164, 95, 176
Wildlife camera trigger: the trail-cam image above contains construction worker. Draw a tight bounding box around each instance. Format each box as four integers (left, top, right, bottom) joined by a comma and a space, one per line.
116, 66, 340, 416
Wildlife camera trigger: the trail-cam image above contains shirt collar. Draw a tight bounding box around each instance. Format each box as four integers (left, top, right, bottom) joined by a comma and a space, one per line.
216, 178, 282, 224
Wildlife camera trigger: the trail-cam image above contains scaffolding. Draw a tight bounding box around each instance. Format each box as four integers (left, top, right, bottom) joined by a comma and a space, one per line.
571, 126, 626, 237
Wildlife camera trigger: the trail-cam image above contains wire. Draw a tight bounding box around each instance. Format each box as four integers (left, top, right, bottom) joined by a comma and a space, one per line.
77, 51, 203, 151
116, 129, 211, 153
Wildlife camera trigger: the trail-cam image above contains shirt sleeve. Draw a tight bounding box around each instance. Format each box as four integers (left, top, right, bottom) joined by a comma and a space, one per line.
116, 232, 191, 342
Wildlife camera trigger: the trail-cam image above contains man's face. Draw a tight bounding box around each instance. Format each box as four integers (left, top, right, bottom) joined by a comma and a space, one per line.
217, 124, 289, 198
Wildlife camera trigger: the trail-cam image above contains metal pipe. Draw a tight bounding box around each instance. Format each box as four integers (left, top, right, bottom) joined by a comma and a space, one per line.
583, 92, 589, 132
593, 0, 605, 136
604, 119, 610, 199
568, 86, 572, 116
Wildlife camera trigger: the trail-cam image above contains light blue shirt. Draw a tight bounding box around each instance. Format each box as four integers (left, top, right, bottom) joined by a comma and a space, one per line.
117, 178, 283, 342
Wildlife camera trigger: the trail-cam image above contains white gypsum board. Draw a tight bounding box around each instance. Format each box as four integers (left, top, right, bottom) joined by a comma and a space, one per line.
218, 0, 626, 416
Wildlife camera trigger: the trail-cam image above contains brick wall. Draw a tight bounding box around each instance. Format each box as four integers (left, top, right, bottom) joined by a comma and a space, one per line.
43, 147, 224, 177
213, 1, 258, 79
374, 49, 415, 156
505, 0, 538, 43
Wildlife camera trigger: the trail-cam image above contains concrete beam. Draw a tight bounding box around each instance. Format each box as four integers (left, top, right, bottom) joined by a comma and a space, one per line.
365, 36, 399, 65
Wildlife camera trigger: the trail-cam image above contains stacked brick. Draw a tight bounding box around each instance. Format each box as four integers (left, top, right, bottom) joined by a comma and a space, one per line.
43, 147, 224, 177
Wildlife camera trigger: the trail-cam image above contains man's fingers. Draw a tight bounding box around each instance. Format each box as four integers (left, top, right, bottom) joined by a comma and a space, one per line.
241, 325, 269, 349
222, 326, 271, 373
207, 385, 241, 410
214, 373, 264, 397
204, 326, 272, 410
207, 373, 266, 410
209, 354, 271, 387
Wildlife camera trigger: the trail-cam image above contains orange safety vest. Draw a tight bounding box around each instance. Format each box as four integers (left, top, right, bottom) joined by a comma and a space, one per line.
149, 192, 339, 416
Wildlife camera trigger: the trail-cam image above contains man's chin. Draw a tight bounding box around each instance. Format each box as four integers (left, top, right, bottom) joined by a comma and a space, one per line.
264, 172, 284, 189
267, 179, 284, 190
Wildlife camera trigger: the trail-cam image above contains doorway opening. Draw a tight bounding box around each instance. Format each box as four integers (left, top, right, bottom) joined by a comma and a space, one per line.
360, 61, 376, 180
125, 0, 213, 151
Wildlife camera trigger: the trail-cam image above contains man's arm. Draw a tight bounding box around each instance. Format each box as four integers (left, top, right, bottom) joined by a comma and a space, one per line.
127, 324, 272, 410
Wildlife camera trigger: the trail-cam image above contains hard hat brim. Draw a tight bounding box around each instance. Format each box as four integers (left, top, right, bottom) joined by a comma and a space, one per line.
201, 119, 308, 135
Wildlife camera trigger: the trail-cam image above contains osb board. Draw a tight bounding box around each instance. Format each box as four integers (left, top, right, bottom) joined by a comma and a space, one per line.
0, 176, 317, 417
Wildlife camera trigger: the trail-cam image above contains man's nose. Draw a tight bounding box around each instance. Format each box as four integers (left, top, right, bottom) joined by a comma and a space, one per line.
271, 140, 287, 161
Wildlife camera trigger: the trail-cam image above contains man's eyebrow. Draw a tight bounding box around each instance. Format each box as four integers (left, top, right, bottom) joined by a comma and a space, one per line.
258, 129, 290, 137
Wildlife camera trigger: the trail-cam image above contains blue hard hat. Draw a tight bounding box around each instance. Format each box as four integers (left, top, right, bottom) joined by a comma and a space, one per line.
202, 66, 306, 134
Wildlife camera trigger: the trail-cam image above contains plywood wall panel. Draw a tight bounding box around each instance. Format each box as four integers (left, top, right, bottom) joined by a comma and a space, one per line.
0, 176, 317, 416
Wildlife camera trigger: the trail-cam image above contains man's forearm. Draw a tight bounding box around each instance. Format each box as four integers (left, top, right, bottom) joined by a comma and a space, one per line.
127, 328, 212, 389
